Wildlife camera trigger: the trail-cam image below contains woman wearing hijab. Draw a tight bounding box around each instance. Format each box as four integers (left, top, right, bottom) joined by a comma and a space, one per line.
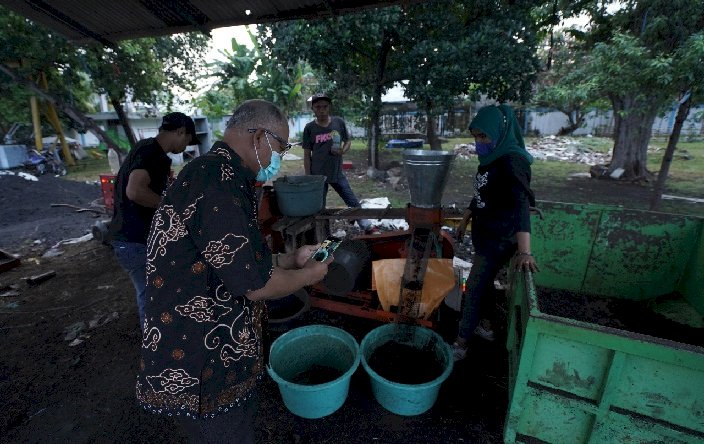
452, 104, 539, 361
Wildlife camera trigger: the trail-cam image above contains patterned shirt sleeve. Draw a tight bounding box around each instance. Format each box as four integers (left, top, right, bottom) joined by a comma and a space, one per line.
185, 166, 268, 296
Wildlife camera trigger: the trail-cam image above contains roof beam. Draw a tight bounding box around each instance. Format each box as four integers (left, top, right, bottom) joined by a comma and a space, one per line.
25, 0, 115, 46
1, 0, 424, 44
138, 0, 209, 27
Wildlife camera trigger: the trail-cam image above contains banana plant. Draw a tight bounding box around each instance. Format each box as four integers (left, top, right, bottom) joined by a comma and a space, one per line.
198, 29, 312, 119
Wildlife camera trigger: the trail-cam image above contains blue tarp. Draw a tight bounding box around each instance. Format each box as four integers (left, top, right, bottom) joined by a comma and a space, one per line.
385, 139, 423, 149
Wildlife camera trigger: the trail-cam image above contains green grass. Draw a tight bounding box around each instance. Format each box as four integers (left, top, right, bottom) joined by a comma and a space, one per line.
558, 135, 704, 197
63, 136, 704, 216
647, 137, 704, 196
65, 150, 111, 182
567, 136, 613, 153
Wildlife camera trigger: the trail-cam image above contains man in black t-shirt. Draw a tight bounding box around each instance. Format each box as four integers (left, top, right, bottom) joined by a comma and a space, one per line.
302, 93, 373, 232
110, 112, 199, 329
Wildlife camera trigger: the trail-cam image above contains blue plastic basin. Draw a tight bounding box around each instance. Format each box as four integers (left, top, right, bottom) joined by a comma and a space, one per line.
267, 325, 360, 419
360, 324, 453, 416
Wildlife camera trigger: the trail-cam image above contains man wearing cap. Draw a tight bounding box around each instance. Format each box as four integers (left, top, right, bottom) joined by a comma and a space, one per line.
303, 93, 374, 232
110, 112, 199, 330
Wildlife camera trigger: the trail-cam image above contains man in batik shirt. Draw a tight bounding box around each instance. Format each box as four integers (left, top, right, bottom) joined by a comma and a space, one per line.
136, 100, 331, 443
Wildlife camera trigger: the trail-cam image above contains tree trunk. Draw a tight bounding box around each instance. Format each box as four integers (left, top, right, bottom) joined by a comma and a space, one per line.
427, 113, 441, 150
367, 31, 393, 169
547, 30, 554, 71
0, 63, 125, 155
365, 118, 374, 162
609, 94, 659, 181
110, 95, 138, 149
446, 105, 455, 136
426, 102, 441, 150
557, 126, 576, 136
546, 1, 558, 71
368, 87, 382, 169
649, 93, 692, 211
556, 109, 584, 136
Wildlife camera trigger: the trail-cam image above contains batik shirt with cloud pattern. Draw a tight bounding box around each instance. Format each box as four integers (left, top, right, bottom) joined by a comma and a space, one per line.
136, 141, 272, 419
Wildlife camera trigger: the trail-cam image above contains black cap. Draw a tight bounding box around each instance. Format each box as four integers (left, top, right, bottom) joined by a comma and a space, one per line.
311, 93, 332, 105
159, 112, 200, 145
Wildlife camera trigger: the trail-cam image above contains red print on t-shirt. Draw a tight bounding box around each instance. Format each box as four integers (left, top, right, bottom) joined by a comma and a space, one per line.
315, 133, 332, 144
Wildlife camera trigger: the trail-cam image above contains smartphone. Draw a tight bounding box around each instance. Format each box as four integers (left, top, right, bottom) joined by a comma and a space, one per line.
311, 238, 341, 262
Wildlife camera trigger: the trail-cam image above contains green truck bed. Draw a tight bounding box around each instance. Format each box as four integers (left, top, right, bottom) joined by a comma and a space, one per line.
505, 202, 704, 443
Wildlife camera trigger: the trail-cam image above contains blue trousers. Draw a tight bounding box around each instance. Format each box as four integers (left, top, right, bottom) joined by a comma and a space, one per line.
325, 174, 371, 230
457, 244, 516, 340
112, 240, 147, 330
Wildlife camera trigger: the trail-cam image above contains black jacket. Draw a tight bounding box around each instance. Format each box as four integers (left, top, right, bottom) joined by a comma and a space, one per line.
470, 153, 535, 254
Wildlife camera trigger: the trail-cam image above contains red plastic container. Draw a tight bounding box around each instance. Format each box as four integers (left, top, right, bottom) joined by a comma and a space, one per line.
99, 174, 116, 214
99, 170, 175, 215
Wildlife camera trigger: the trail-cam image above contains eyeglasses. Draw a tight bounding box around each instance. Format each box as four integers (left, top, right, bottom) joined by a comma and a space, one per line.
248, 128, 300, 157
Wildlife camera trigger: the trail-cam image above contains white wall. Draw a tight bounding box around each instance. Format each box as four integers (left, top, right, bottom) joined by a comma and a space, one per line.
525, 109, 614, 136
526, 105, 704, 137
77, 116, 164, 147
212, 113, 366, 143
651, 105, 704, 137
75, 103, 703, 147
526, 110, 573, 135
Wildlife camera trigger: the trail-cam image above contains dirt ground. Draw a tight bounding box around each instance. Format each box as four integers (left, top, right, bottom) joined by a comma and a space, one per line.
0, 168, 701, 443
0, 235, 509, 443
0, 174, 105, 252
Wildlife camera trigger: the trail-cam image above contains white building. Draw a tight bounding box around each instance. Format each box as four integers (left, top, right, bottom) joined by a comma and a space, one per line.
80, 112, 211, 164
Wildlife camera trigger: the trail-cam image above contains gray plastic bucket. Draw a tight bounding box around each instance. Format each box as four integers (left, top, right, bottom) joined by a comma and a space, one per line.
322, 240, 371, 296
360, 324, 453, 416
273, 175, 326, 217
267, 325, 360, 419
402, 150, 455, 208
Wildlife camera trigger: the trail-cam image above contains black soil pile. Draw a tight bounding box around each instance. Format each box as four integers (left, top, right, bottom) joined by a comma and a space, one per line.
0, 174, 103, 253
538, 287, 704, 348
368, 340, 444, 384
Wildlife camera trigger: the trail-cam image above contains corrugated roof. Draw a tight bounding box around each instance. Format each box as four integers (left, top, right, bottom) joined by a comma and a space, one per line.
0, 0, 415, 45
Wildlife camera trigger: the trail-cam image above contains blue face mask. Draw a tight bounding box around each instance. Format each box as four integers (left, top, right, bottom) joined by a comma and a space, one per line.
255, 134, 282, 182
475, 140, 497, 156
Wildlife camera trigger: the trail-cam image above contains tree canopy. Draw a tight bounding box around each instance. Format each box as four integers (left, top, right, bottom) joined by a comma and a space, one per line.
82, 33, 209, 148
399, 0, 541, 148
0, 5, 210, 154
552, 0, 704, 180
258, 6, 405, 166
531, 31, 606, 135
195, 28, 317, 131
2, 0, 704, 196
0, 7, 93, 134
258, 0, 541, 164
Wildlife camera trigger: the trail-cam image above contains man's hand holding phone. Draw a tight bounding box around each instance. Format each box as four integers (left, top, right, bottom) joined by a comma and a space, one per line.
298, 239, 338, 286
310, 238, 341, 262
293, 244, 321, 268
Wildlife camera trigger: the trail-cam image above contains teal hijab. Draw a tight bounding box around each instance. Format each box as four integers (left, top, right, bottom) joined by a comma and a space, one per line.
469, 104, 533, 166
